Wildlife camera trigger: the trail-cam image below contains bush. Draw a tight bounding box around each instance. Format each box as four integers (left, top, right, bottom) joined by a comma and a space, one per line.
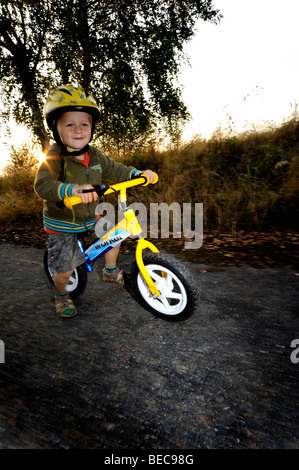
1, 120, 298, 232
0, 143, 43, 223
123, 119, 299, 231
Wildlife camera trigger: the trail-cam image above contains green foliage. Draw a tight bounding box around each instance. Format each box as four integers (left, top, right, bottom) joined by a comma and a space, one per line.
0, 0, 222, 149
0, 0, 53, 149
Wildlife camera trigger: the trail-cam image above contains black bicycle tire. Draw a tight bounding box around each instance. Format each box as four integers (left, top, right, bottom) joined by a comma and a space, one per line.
130, 252, 199, 321
43, 249, 88, 299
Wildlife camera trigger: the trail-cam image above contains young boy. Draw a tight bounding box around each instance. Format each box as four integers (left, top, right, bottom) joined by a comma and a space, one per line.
34, 84, 155, 318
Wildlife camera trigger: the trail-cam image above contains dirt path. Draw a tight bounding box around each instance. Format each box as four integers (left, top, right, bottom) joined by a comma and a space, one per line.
0, 243, 298, 449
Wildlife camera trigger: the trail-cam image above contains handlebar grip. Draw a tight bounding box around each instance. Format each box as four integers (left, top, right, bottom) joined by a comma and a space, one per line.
64, 195, 82, 209
142, 172, 159, 186
152, 172, 159, 184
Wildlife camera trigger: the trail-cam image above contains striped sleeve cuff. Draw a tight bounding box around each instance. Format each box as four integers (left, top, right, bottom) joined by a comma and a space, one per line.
57, 183, 76, 200
130, 169, 143, 178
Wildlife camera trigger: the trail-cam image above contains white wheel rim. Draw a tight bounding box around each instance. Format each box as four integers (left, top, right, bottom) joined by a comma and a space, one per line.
137, 263, 187, 315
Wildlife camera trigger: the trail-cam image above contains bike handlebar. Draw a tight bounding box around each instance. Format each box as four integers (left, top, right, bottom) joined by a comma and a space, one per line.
63, 172, 159, 210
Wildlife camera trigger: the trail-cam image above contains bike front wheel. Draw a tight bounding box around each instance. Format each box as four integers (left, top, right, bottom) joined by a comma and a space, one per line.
131, 252, 198, 321
43, 249, 88, 299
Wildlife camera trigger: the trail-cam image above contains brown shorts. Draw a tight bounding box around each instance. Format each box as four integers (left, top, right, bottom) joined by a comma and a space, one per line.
47, 232, 86, 273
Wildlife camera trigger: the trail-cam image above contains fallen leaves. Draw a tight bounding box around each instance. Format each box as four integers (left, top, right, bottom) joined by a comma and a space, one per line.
157, 229, 299, 269
0, 220, 298, 269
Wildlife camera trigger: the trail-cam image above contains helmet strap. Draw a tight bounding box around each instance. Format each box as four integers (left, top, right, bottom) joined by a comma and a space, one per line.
60, 144, 90, 157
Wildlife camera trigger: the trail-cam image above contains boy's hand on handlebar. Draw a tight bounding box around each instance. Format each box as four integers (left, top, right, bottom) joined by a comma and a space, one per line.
72, 185, 98, 204
142, 170, 156, 183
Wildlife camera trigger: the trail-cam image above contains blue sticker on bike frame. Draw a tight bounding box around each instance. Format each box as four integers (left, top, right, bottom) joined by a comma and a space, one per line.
85, 228, 130, 261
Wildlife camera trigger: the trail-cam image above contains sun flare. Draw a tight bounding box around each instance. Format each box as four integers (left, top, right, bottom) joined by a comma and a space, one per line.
36, 150, 47, 166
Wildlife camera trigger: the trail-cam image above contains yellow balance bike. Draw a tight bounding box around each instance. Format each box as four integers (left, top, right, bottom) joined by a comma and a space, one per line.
44, 173, 198, 321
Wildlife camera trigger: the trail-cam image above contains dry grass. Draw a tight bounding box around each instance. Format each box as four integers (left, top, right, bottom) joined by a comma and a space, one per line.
0, 170, 43, 223
124, 118, 299, 231
1, 119, 298, 232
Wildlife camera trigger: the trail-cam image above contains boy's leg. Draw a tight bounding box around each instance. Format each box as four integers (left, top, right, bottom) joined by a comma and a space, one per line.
103, 244, 124, 285
48, 233, 84, 317
53, 270, 78, 317
105, 244, 120, 268
54, 270, 74, 293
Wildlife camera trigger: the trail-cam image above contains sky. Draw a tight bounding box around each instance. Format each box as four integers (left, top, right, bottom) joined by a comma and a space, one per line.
180, 0, 299, 140
0, 0, 298, 170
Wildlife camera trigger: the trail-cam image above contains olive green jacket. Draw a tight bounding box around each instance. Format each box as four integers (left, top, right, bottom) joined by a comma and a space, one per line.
34, 143, 136, 232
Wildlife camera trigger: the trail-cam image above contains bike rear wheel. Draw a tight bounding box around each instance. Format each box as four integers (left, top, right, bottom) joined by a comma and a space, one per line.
131, 252, 198, 321
43, 249, 88, 299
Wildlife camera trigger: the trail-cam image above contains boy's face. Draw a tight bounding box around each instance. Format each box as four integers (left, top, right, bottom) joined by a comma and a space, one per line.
57, 111, 92, 152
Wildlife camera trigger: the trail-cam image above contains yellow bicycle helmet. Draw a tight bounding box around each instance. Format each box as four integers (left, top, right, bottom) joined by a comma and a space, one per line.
44, 84, 100, 129
44, 84, 100, 151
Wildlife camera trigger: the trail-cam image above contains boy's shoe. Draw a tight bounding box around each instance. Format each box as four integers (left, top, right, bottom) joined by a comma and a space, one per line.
55, 293, 78, 318
102, 266, 124, 285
